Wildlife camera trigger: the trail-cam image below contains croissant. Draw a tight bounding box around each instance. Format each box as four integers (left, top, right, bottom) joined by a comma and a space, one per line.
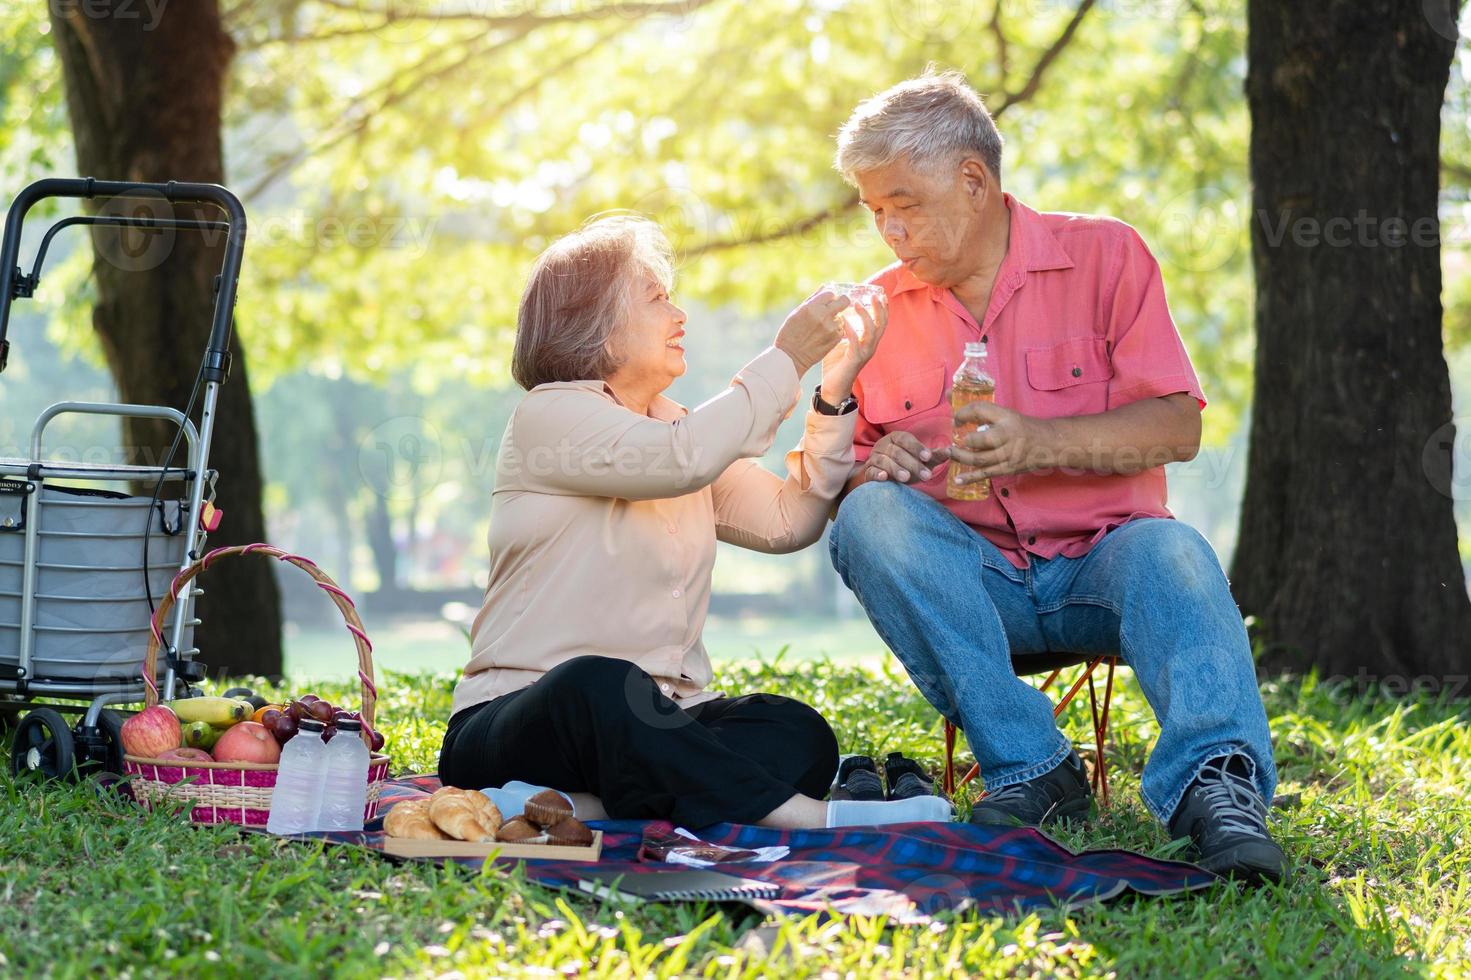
383, 799, 449, 840
428, 787, 503, 842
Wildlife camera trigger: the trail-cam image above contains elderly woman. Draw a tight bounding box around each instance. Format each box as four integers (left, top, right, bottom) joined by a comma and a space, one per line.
438, 215, 950, 829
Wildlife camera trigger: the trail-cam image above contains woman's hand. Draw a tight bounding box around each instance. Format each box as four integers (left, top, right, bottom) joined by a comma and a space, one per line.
818, 291, 888, 406
774, 289, 848, 376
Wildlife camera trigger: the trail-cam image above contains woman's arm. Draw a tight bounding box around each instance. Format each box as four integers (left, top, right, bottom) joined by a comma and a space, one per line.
711, 408, 857, 554
506, 347, 800, 500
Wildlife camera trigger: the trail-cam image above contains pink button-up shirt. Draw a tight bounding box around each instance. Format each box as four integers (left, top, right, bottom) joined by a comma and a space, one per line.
852, 195, 1205, 568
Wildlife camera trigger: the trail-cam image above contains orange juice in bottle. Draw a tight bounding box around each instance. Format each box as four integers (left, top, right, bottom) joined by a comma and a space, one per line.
948, 341, 996, 500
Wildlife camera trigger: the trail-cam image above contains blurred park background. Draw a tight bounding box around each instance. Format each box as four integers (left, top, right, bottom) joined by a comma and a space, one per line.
0, 0, 1467, 682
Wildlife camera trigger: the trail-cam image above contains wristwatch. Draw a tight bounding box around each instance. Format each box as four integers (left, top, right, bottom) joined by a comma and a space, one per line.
813, 388, 858, 416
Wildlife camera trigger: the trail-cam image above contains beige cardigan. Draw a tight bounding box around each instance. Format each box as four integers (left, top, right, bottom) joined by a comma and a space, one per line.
450, 346, 857, 718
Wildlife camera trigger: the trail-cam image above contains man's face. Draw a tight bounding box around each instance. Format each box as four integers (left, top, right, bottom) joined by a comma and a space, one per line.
854, 156, 990, 288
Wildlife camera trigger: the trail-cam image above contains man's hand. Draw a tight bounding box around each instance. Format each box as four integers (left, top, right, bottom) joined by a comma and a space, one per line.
948, 401, 1054, 483
949, 393, 1203, 486
863, 431, 947, 484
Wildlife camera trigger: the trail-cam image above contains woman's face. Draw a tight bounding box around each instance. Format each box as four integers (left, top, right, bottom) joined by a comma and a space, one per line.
608, 274, 689, 397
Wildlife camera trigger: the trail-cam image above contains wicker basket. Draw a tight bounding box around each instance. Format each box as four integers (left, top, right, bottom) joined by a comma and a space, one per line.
123, 543, 391, 828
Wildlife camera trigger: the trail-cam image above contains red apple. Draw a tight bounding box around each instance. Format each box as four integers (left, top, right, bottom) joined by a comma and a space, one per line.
158, 747, 214, 763
211, 721, 282, 765
120, 705, 181, 758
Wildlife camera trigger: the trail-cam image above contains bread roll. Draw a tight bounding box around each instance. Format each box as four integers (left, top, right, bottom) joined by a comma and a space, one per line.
427, 787, 503, 842
383, 799, 449, 840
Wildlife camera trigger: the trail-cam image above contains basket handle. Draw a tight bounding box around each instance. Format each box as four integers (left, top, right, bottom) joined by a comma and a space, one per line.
144, 543, 377, 749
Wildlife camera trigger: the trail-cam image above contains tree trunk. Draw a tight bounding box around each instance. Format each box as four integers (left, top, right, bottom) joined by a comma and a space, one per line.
48, 1, 283, 679
1236, 0, 1471, 685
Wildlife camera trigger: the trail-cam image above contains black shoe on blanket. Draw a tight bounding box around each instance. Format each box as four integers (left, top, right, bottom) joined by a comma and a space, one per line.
883, 752, 945, 802
833, 755, 885, 801
968, 749, 1092, 828
1168, 753, 1290, 886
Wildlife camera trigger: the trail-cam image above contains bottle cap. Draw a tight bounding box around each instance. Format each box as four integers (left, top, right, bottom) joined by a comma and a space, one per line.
963, 341, 987, 357
299, 719, 326, 733
336, 718, 362, 733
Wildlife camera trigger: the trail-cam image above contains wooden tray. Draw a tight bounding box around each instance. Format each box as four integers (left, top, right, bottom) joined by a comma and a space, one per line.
382, 830, 602, 861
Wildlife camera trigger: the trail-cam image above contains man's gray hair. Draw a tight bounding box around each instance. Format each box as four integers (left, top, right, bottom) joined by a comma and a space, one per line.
834, 70, 1004, 185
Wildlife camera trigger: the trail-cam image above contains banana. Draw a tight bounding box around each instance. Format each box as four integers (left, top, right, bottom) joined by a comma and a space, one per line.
167, 697, 249, 726
181, 720, 224, 751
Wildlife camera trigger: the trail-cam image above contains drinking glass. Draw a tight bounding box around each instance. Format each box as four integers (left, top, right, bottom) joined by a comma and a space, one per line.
822, 282, 886, 340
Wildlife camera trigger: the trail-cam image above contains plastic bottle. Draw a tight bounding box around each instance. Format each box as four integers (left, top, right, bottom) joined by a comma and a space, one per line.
316, 718, 370, 832
948, 341, 997, 501
266, 719, 328, 835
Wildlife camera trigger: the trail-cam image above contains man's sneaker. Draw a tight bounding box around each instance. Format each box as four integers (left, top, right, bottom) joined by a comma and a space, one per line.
1168, 753, 1290, 885
884, 752, 946, 802
969, 749, 1093, 828
832, 755, 885, 801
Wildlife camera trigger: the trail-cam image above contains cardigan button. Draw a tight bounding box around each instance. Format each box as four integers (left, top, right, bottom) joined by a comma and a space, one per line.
904, 399, 912, 410
1072, 366, 1082, 378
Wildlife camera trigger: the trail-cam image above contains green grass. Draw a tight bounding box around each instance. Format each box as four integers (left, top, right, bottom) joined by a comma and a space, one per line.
2, 658, 1469, 978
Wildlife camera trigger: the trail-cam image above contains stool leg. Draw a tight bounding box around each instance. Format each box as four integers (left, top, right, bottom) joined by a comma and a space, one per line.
1097, 658, 1116, 807
943, 721, 957, 796
1086, 666, 1109, 807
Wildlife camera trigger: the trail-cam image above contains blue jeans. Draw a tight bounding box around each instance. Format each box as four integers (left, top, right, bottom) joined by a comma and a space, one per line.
828, 481, 1276, 824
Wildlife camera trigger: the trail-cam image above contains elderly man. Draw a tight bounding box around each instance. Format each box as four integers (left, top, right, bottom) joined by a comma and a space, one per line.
823, 72, 1287, 884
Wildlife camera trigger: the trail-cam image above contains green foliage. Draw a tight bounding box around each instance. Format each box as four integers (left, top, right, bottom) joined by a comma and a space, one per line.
0, 8, 66, 187
5, 1, 1468, 426
220, 1, 1260, 440
2, 661, 1470, 975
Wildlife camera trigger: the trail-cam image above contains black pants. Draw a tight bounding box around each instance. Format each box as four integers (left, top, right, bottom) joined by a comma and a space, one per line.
438, 655, 839, 827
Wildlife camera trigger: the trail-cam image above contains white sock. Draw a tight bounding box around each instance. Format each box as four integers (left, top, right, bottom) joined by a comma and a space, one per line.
825, 795, 954, 828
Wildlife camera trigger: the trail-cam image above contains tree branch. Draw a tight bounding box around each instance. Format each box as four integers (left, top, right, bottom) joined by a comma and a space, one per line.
239, 0, 725, 192
450, 20, 642, 139
308, 0, 714, 30
683, 0, 1096, 258
989, 0, 1096, 114
683, 200, 854, 258
242, 29, 528, 198
989, 1, 1010, 86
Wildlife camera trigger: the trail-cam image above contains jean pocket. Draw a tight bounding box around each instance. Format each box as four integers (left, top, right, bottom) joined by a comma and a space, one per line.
976, 537, 1025, 584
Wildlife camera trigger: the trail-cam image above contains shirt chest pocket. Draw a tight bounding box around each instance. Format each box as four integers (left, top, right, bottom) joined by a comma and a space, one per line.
861, 364, 949, 426
859, 365, 953, 468
1023, 338, 1115, 418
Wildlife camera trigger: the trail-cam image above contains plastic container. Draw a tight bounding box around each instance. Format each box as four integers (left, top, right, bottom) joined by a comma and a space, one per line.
948, 341, 997, 501
316, 717, 370, 832
265, 719, 329, 835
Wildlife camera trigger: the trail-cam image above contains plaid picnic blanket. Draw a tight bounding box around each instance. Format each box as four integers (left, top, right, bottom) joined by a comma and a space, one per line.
312, 774, 1215, 918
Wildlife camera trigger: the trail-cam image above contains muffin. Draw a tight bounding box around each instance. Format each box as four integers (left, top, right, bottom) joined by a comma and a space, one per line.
524, 789, 574, 827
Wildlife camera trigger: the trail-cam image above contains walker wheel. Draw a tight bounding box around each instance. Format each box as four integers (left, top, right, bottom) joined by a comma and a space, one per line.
10, 707, 75, 779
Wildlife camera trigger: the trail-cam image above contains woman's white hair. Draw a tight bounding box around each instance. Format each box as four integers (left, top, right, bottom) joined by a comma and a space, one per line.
834, 69, 1004, 185
511, 214, 675, 389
